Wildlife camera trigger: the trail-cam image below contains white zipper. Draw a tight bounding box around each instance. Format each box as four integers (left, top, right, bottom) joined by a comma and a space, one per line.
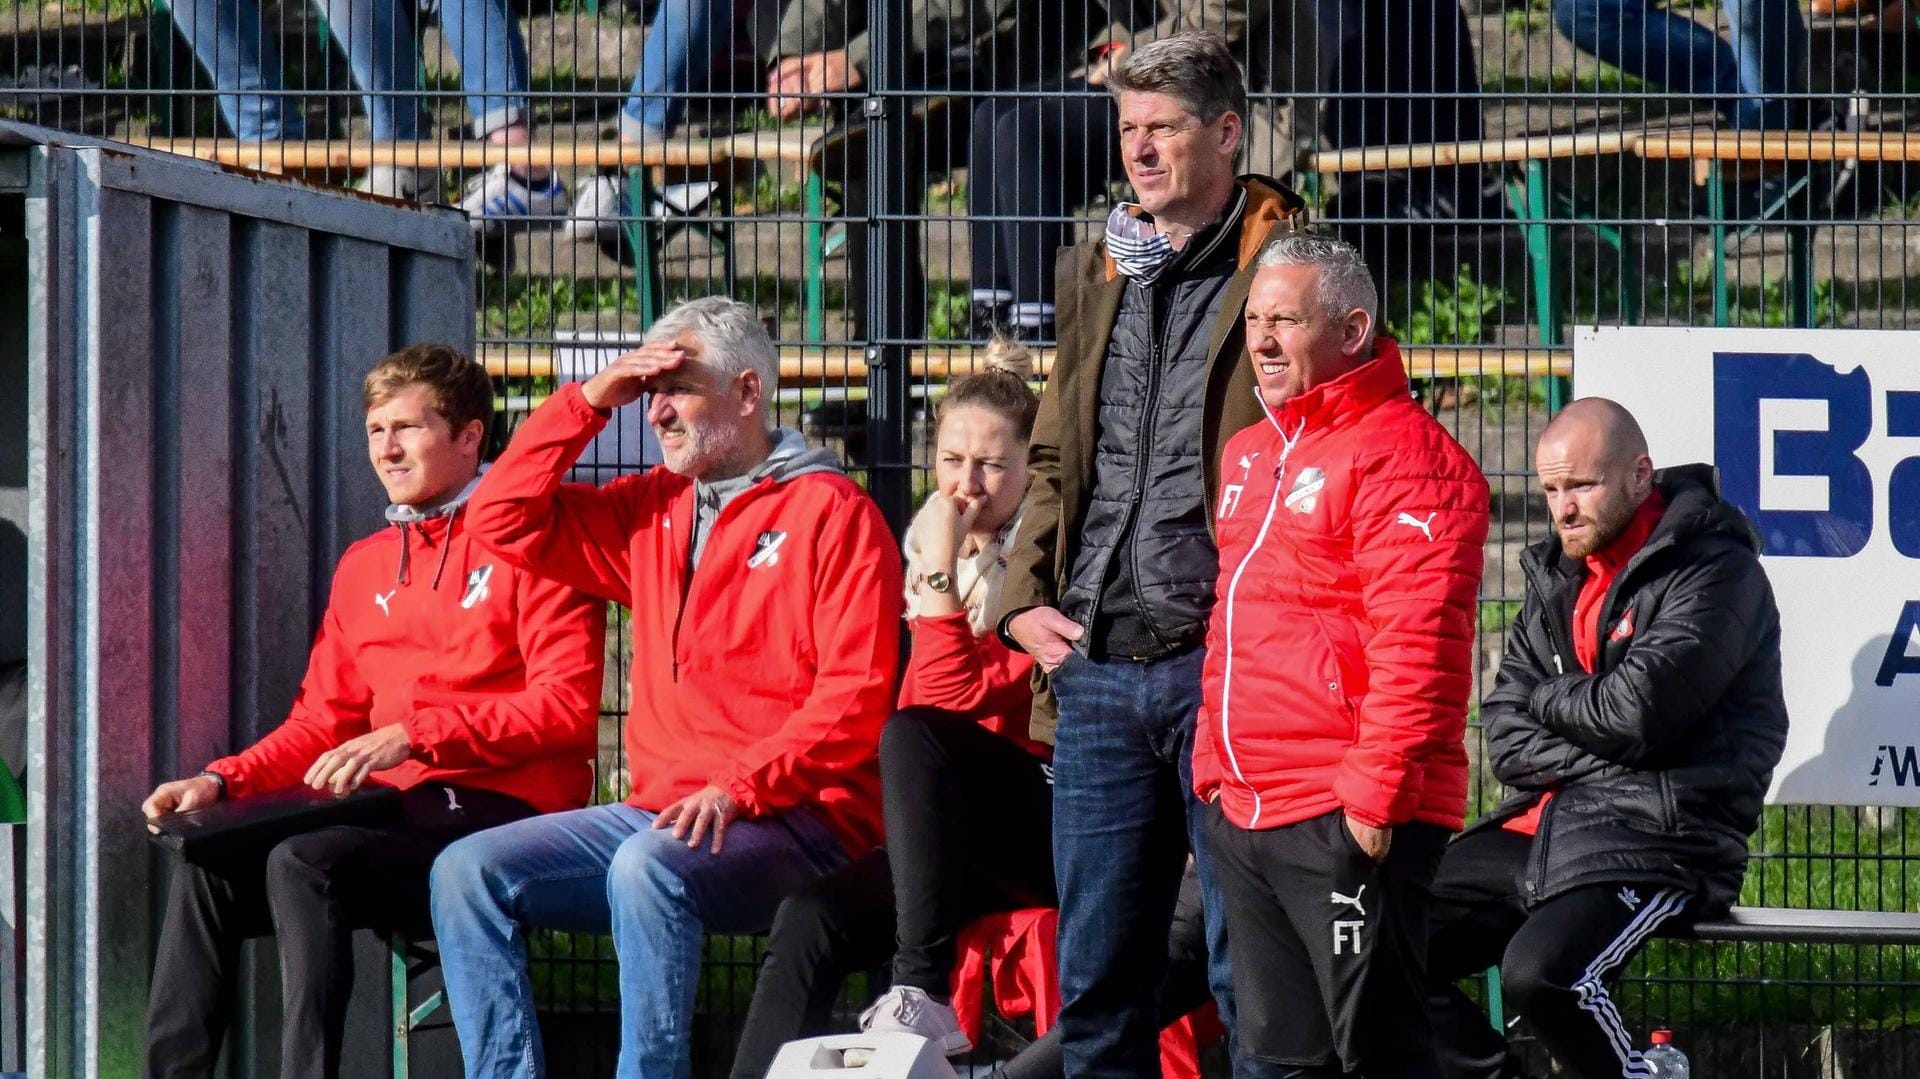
1217, 408, 1305, 828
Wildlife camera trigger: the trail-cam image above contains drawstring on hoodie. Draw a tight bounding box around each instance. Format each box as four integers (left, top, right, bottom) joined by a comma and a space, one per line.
395, 522, 412, 586
429, 506, 459, 591
388, 481, 479, 591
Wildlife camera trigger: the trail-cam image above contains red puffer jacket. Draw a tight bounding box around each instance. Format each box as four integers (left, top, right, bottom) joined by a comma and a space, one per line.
1193, 339, 1489, 832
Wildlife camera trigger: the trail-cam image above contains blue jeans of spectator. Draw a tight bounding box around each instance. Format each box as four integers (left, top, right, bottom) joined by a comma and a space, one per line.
1049, 646, 1235, 1079
1553, 0, 1807, 129
430, 801, 847, 1079
171, 0, 530, 141
619, 0, 732, 138
165, 0, 306, 139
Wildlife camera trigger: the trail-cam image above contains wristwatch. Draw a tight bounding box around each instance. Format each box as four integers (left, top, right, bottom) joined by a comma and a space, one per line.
197, 770, 228, 801
925, 571, 953, 594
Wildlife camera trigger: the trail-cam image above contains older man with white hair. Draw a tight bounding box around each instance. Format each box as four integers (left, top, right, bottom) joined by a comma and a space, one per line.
431, 296, 904, 1079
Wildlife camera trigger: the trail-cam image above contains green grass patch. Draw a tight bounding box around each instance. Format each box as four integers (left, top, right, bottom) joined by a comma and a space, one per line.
1484, 62, 1651, 97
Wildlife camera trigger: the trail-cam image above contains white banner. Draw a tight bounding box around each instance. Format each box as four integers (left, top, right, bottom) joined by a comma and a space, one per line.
1573, 326, 1920, 805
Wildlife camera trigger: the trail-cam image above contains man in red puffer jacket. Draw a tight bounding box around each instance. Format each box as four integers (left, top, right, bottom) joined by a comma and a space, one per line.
1193, 235, 1489, 1079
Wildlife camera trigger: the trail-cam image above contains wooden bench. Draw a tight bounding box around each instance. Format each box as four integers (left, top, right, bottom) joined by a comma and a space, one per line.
478, 343, 1569, 385
152, 129, 830, 326
1308, 130, 1641, 382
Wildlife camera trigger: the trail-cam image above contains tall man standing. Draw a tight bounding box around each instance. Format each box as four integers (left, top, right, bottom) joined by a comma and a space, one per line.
1427, 398, 1787, 1079
998, 30, 1306, 1079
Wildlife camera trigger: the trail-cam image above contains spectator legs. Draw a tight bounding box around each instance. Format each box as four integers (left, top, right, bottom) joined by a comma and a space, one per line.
163, 0, 307, 140
1049, 648, 1204, 1079
618, 0, 735, 140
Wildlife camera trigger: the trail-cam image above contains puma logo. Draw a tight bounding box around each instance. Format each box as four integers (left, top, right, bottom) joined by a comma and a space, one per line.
374, 589, 397, 617
1330, 885, 1367, 917
444, 787, 463, 813
1395, 512, 1437, 542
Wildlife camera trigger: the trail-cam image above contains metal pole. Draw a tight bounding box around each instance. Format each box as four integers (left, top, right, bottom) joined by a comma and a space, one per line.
862, 0, 912, 534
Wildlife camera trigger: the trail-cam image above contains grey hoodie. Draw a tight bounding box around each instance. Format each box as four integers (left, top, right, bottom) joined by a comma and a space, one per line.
382, 469, 485, 589
689, 429, 842, 567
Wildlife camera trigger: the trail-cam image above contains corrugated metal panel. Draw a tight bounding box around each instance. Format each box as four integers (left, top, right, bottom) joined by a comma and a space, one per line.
7, 120, 475, 1079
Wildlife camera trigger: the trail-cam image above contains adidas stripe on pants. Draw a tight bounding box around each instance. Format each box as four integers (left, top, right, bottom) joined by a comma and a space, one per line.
1426, 827, 1693, 1079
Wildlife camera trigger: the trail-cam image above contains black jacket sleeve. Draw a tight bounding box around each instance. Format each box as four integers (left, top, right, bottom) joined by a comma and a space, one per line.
1484, 590, 1623, 790
1528, 544, 1772, 765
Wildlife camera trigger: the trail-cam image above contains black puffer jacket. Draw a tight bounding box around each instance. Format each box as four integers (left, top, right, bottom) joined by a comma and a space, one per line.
1059, 192, 1246, 659
1476, 465, 1787, 915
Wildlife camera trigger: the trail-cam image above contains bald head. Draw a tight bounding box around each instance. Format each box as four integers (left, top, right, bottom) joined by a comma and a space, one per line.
1536, 397, 1655, 559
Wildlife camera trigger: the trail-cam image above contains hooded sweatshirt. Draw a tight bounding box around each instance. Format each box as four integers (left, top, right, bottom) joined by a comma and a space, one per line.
465, 383, 904, 852
206, 474, 608, 814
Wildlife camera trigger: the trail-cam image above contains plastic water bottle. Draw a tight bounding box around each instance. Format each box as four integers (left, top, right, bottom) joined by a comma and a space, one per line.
1643, 1029, 1690, 1078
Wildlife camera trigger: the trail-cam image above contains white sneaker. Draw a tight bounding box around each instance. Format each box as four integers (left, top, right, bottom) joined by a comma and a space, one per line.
565, 174, 628, 242
856, 985, 972, 1056
353, 165, 426, 201
457, 163, 569, 237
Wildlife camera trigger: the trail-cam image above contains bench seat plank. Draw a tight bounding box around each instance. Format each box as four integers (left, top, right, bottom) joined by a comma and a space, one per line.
479, 345, 1570, 383
1688, 907, 1920, 945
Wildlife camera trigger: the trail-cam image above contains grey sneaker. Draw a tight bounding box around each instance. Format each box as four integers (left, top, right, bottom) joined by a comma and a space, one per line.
856, 986, 971, 1056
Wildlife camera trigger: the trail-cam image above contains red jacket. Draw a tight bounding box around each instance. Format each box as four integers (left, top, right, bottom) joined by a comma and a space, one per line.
899, 612, 1047, 759
207, 501, 607, 815
1193, 339, 1489, 832
466, 383, 904, 852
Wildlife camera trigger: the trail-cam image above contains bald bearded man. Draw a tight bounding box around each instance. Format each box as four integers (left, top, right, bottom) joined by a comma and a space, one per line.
1424, 398, 1787, 1079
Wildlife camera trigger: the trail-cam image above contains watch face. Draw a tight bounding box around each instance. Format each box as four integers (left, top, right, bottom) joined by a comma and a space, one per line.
927, 571, 953, 593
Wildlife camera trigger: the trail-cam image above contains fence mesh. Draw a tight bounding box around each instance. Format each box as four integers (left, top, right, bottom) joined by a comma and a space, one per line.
8, 0, 1919, 1074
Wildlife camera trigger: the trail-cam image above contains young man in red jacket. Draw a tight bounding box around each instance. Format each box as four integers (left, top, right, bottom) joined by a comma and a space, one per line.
430, 296, 903, 1079
138, 344, 607, 1079
1192, 235, 1489, 1079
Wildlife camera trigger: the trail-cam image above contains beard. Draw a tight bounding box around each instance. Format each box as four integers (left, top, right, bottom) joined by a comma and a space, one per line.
1556, 497, 1637, 559
657, 417, 743, 478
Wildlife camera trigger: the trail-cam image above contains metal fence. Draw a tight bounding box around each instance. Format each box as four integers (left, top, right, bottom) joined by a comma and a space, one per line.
5, 0, 1920, 1075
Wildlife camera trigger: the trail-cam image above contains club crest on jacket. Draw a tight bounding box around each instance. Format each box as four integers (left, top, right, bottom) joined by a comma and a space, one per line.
749, 530, 789, 569
1285, 467, 1326, 515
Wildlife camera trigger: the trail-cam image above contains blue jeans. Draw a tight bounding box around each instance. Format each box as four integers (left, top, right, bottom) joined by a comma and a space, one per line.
619, 0, 733, 138
170, 0, 531, 141
1049, 646, 1235, 1079
430, 802, 847, 1079
164, 0, 306, 139
1553, 0, 1807, 129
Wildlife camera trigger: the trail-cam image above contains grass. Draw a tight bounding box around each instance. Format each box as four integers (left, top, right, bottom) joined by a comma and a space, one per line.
1479, 599, 1526, 635
1483, 62, 1652, 97
481, 274, 636, 338
925, 283, 973, 341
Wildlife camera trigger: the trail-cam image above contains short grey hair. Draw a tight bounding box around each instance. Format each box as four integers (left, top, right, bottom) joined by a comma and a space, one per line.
1256, 234, 1379, 329
1106, 31, 1247, 127
644, 296, 780, 420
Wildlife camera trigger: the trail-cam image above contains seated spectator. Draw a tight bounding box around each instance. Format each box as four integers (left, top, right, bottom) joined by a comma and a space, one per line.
1552, 0, 1809, 215
566, 0, 741, 235
1552, 0, 1805, 132
1192, 235, 1489, 1078
1426, 398, 1787, 1079
1310, 0, 1495, 286
168, 0, 564, 216
431, 297, 903, 1079
726, 0, 1235, 342
138, 344, 607, 1079
725, 337, 1049, 1074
